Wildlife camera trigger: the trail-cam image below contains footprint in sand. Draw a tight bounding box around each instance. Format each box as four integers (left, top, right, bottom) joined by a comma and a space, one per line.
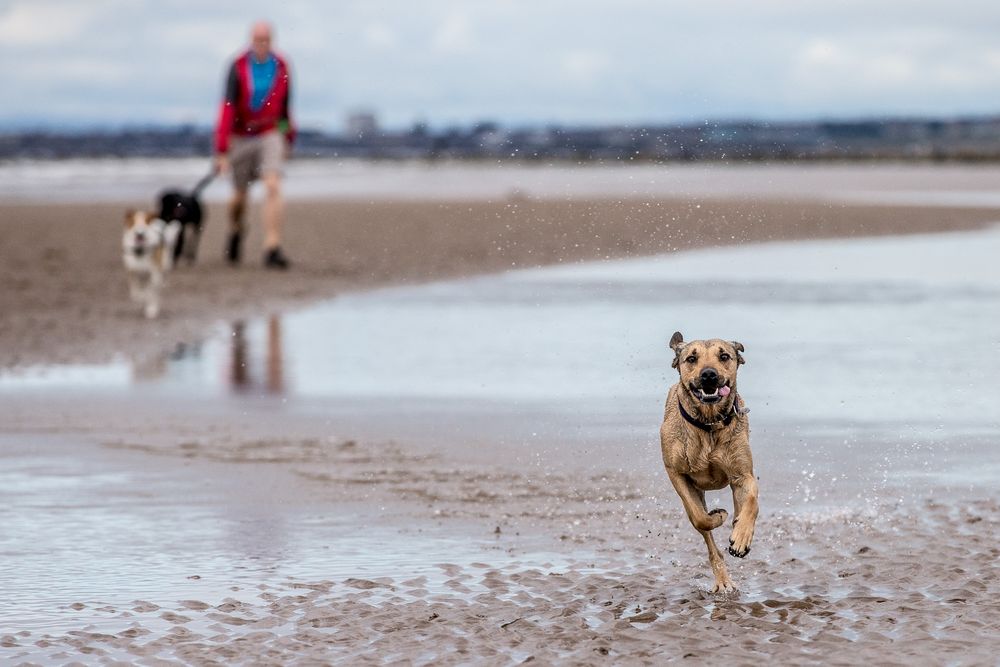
344, 577, 394, 590
160, 611, 192, 624
178, 600, 211, 611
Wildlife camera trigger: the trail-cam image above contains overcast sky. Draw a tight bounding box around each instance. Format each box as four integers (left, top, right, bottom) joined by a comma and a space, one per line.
3, 0, 1000, 131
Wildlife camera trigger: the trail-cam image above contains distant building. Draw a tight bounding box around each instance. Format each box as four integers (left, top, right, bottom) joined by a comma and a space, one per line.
346, 111, 378, 139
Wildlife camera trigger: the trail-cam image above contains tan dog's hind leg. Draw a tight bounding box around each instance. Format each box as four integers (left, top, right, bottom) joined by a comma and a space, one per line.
667, 470, 735, 593
729, 475, 759, 558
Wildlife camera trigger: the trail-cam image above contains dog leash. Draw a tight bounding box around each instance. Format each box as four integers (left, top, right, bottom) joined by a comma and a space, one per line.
191, 170, 216, 198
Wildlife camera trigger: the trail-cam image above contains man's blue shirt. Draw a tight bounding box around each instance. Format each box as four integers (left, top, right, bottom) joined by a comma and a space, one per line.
250, 55, 277, 111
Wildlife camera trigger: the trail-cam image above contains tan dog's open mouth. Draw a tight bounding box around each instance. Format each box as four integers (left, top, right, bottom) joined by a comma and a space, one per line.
688, 382, 731, 404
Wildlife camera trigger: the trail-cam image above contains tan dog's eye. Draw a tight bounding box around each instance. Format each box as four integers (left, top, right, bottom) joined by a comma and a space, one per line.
720, 353, 731, 362
685, 355, 697, 364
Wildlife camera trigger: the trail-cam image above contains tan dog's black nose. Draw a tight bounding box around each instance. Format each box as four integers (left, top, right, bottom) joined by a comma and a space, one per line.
700, 367, 719, 387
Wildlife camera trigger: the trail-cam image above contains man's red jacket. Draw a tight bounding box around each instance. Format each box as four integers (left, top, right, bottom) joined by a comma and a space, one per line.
214, 51, 296, 154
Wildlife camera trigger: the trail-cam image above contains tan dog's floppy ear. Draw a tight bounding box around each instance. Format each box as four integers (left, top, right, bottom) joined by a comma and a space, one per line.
732, 341, 745, 365
669, 331, 684, 368
124, 209, 135, 226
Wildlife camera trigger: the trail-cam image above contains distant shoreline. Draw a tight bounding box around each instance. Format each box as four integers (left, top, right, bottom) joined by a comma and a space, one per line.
4, 114, 1000, 162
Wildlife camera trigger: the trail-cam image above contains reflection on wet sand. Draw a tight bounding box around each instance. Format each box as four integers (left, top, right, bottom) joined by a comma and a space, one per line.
229, 315, 286, 395
130, 342, 203, 383
124, 316, 287, 394
129, 354, 168, 383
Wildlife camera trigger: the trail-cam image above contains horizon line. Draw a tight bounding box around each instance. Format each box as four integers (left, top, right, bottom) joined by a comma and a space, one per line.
4, 111, 1000, 135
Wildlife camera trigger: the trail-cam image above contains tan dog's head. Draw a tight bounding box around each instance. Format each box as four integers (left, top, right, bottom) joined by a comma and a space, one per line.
669, 331, 745, 405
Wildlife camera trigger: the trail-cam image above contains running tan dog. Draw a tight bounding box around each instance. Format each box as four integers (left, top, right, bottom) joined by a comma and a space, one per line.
660, 331, 758, 593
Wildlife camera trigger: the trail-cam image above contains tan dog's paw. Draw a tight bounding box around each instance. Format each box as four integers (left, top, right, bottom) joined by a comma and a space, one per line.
711, 574, 737, 594
728, 520, 754, 558
707, 507, 728, 529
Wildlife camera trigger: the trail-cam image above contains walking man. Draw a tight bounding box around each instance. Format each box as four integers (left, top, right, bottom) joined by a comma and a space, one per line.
214, 20, 295, 269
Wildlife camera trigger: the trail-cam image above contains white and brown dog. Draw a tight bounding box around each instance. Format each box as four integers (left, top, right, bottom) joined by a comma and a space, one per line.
122, 210, 181, 319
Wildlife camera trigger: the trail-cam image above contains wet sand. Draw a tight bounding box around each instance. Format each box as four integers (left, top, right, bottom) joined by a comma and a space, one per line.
3, 181, 1000, 663
10, 505, 1000, 665
2, 395, 999, 665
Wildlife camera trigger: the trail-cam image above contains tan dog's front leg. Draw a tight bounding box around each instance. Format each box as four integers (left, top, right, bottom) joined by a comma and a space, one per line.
728, 475, 758, 558
667, 470, 735, 593
700, 528, 735, 594
667, 470, 728, 531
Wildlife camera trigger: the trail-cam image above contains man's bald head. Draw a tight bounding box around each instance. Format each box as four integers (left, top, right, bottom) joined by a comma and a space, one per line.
250, 21, 273, 61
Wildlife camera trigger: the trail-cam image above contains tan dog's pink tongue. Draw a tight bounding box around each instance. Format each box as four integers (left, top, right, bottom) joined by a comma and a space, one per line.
719, 386, 731, 397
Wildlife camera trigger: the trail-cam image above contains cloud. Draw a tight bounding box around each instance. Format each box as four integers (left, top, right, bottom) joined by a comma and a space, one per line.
362, 23, 396, 50
795, 39, 919, 89
559, 51, 611, 86
0, 0, 105, 46
785, 28, 1000, 115
3, 1, 1000, 128
431, 12, 474, 54
21, 57, 132, 85
160, 18, 246, 60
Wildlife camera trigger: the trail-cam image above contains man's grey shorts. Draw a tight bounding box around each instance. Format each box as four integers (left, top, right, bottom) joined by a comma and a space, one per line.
229, 130, 286, 190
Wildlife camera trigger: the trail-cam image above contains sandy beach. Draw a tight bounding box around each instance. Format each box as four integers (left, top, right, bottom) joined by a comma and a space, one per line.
3, 162, 1000, 664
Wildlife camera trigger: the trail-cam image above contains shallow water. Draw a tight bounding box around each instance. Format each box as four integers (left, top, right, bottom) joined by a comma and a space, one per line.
0, 433, 540, 637
5, 227, 999, 441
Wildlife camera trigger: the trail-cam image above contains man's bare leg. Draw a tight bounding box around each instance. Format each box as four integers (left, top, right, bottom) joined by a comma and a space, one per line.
262, 171, 283, 250
261, 171, 289, 268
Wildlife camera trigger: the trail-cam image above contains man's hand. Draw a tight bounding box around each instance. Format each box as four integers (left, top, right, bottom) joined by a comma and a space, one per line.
215, 153, 230, 174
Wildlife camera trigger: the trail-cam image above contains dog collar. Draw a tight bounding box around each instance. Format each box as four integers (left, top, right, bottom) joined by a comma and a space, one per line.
678, 397, 739, 432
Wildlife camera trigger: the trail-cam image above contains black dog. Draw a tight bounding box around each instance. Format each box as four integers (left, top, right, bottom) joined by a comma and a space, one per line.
158, 171, 214, 264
